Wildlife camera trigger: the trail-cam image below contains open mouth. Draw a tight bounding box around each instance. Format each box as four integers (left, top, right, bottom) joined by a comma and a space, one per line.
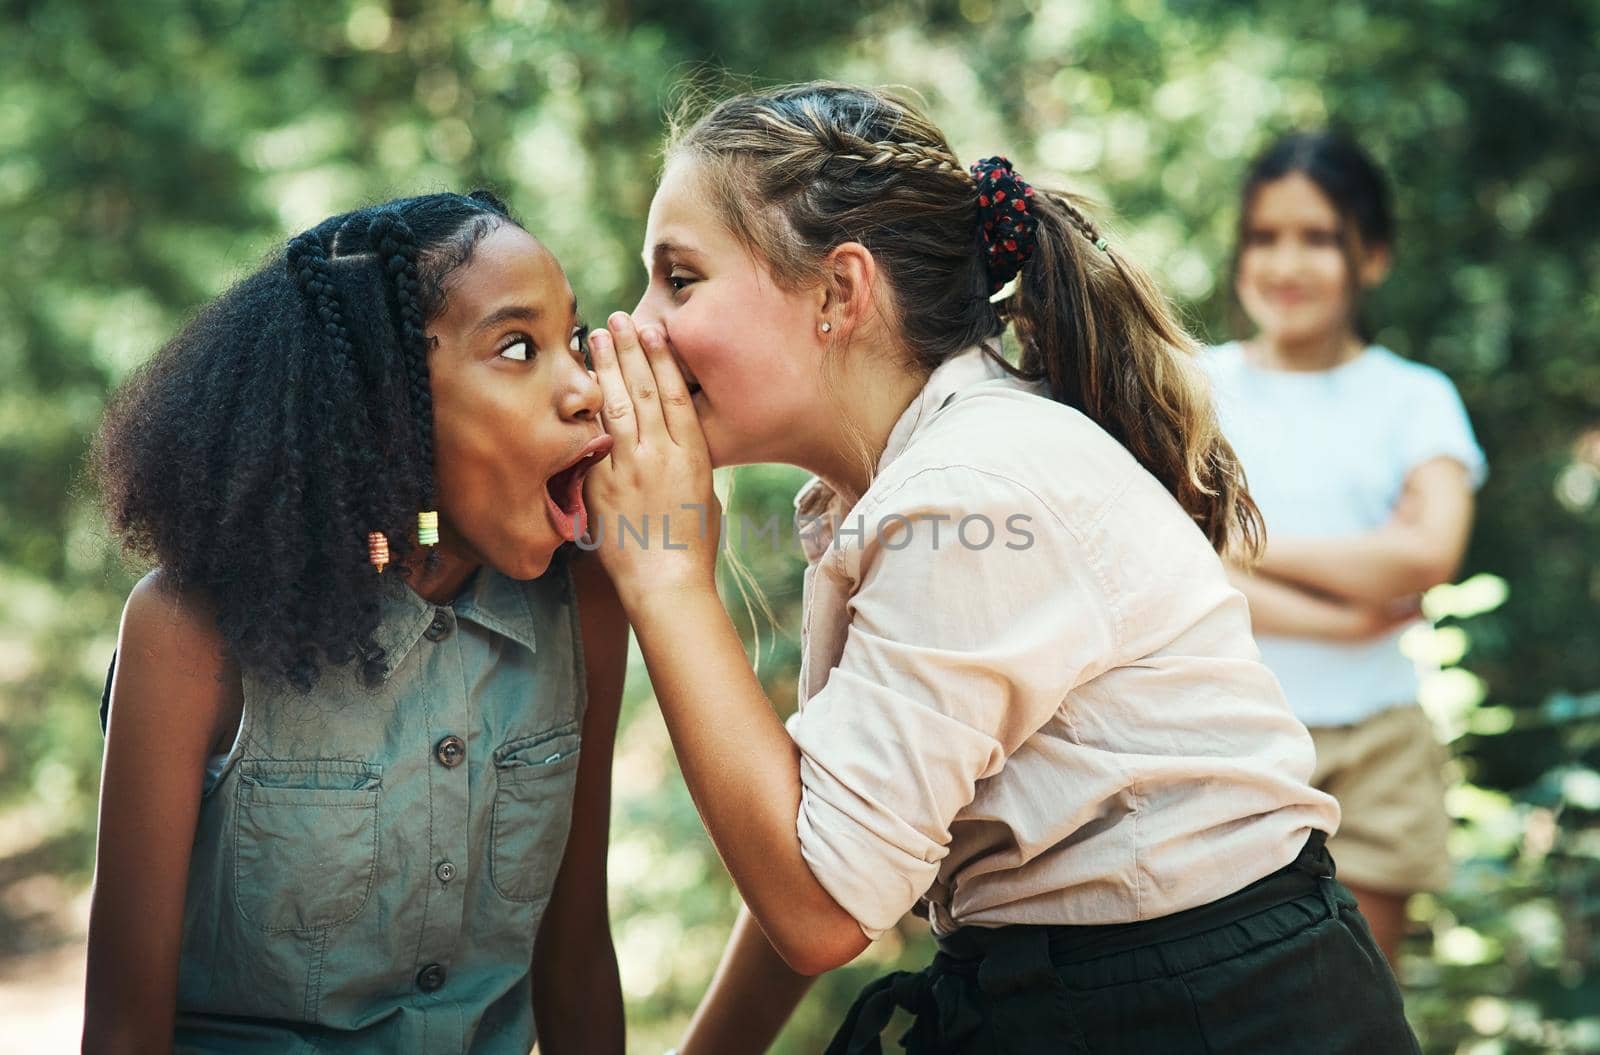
545, 434, 615, 542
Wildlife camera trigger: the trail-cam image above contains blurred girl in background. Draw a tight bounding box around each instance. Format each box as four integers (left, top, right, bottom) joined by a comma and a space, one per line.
1205, 131, 1486, 967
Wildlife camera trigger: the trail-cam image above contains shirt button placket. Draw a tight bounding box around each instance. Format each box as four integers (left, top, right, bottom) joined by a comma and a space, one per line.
414, 605, 469, 1037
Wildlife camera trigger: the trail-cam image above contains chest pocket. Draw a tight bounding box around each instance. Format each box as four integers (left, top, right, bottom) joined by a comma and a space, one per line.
490, 728, 582, 903
232, 759, 382, 932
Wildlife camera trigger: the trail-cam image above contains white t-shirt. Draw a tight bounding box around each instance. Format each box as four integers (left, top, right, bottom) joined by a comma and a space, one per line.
1203, 342, 1487, 727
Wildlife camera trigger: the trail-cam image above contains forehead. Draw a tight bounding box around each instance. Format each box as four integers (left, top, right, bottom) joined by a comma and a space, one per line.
1247, 173, 1341, 228
435, 223, 571, 324
644, 159, 746, 259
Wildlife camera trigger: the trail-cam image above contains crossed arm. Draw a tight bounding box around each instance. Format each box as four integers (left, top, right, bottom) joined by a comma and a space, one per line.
1231, 456, 1476, 639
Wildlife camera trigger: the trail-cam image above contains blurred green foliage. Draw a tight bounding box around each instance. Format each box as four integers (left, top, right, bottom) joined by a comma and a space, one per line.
1, 0, 1595, 1051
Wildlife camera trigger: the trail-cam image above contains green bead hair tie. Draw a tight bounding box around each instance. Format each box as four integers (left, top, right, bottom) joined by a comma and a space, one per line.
417, 509, 440, 546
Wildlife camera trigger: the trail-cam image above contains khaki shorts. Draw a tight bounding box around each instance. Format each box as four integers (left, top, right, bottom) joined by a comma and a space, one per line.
1309, 702, 1452, 895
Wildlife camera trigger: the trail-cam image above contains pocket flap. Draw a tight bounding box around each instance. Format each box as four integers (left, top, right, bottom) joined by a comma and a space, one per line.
239, 759, 381, 806
494, 729, 581, 783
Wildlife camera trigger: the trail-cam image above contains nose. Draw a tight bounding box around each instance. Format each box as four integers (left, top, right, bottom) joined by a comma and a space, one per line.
562, 354, 603, 422
1257, 241, 1300, 282
632, 285, 662, 327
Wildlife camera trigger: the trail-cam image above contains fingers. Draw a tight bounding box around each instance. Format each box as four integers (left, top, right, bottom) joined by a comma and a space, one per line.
606, 312, 667, 443
636, 324, 703, 450
588, 327, 638, 448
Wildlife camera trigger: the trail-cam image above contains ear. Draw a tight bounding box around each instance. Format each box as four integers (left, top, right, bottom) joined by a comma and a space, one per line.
818, 242, 878, 340
1357, 242, 1391, 288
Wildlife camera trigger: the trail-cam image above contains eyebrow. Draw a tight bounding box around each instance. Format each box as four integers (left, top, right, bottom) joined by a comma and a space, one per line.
472, 298, 580, 335
645, 240, 703, 269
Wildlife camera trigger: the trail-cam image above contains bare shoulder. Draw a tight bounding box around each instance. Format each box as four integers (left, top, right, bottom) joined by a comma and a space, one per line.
113, 569, 243, 749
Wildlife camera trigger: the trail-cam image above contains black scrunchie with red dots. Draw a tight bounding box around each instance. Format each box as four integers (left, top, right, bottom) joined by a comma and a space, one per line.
970, 155, 1038, 294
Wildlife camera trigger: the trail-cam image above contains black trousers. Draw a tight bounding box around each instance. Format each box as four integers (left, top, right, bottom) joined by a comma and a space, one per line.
827, 833, 1420, 1054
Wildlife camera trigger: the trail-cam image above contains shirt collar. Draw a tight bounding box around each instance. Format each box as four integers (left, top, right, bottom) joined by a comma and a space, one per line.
454, 566, 543, 654
371, 565, 541, 677
794, 344, 1008, 559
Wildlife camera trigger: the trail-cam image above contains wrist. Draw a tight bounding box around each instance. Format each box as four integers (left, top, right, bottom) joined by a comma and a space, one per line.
1335, 602, 1385, 642
613, 569, 719, 618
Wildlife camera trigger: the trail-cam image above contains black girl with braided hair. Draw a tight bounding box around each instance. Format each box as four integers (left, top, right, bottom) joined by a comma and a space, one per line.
581, 83, 1419, 1052
84, 192, 626, 1054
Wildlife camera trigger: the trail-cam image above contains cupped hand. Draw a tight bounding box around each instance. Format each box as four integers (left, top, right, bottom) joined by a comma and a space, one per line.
581, 312, 721, 598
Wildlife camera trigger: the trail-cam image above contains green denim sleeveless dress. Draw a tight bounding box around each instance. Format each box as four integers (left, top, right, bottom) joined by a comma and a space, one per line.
170, 563, 586, 1054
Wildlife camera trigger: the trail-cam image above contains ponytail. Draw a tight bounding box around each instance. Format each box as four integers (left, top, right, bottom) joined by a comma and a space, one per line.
1007, 189, 1262, 556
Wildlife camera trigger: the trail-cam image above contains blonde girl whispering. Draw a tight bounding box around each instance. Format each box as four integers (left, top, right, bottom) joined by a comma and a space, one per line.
585, 85, 1418, 1053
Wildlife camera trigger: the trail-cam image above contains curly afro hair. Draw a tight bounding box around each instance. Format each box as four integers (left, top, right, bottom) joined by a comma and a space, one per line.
93, 189, 522, 692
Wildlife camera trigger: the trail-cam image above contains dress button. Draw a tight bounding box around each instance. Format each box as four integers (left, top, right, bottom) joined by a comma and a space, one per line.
436, 861, 456, 883
424, 611, 452, 642
434, 735, 465, 768
416, 963, 447, 992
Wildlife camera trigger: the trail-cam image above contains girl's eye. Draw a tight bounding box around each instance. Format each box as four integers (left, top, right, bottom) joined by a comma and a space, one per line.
1306, 230, 1340, 247
570, 323, 590, 356
668, 271, 695, 293
499, 338, 532, 362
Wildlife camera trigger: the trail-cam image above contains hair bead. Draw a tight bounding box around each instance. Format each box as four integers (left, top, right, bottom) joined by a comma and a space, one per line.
367, 531, 390, 573
417, 509, 440, 546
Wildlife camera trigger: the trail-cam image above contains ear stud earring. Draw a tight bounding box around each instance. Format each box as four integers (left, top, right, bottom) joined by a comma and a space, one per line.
820, 321, 832, 333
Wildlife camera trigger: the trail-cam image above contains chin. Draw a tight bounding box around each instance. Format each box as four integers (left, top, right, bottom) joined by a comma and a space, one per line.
489, 544, 556, 582
703, 420, 779, 470
1282, 320, 1341, 344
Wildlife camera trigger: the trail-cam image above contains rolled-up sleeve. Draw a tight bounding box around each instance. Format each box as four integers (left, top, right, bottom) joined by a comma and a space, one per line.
788, 466, 1119, 938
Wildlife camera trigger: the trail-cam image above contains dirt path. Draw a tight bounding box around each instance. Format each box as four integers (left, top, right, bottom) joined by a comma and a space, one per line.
0, 882, 88, 1053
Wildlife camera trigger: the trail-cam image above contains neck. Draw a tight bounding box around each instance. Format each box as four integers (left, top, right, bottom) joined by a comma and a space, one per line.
403, 542, 481, 605
793, 338, 929, 503
1249, 328, 1364, 372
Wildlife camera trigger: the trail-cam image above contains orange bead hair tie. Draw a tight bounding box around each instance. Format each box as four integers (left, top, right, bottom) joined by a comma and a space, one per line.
367, 531, 390, 573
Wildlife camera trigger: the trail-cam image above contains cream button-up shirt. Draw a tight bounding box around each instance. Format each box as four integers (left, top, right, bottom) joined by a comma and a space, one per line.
788, 346, 1340, 939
